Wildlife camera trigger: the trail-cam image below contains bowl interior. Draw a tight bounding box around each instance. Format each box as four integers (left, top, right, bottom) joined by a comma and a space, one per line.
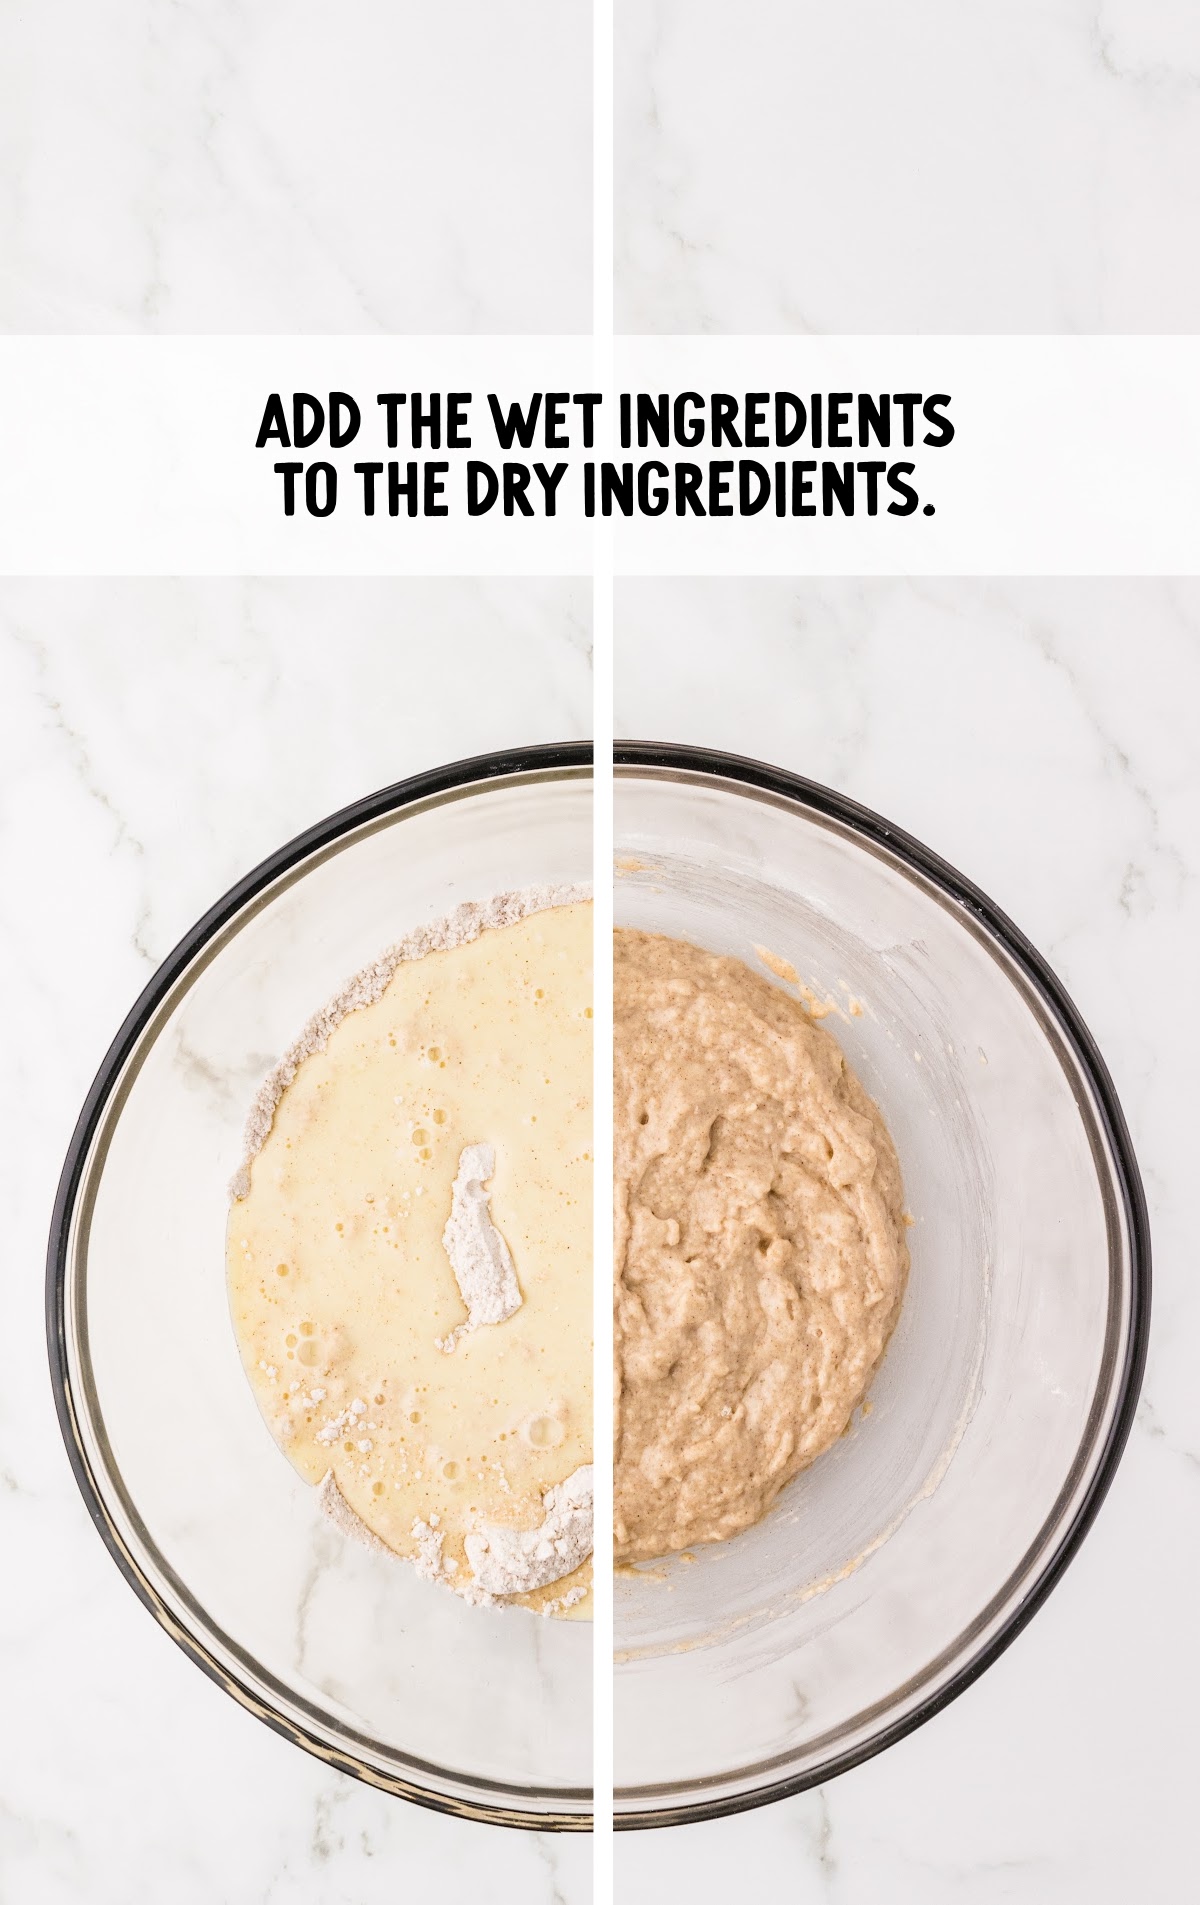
613, 762, 1137, 1820
59, 765, 593, 1823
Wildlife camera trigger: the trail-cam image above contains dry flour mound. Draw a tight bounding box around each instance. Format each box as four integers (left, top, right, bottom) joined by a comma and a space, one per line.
317, 1468, 595, 1606
229, 883, 589, 1201
435, 1142, 523, 1352
465, 1465, 594, 1597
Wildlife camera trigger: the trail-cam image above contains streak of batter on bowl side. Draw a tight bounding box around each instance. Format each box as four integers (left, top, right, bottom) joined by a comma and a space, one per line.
613, 1328, 989, 1664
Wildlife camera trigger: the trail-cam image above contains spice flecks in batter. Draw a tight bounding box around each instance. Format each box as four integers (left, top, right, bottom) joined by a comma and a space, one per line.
614, 929, 908, 1565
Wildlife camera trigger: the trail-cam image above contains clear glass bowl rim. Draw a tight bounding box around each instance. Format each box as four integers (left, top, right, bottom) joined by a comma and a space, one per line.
45, 735, 1153, 1834
46, 742, 595, 1835
613, 739, 1151, 1831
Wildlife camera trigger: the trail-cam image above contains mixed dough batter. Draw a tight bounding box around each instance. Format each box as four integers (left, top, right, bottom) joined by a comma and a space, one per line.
614, 930, 908, 1564
228, 891, 593, 1617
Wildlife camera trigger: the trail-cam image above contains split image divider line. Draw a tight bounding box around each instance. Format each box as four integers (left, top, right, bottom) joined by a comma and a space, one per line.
592, 562, 614, 1863
592, 0, 616, 1876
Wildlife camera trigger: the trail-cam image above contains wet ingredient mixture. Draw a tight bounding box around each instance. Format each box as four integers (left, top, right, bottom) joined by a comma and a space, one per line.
228, 891, 594, 1616
614, 929, 908, 1565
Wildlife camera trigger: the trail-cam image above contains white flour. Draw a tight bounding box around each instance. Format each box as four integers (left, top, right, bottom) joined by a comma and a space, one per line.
436, 1143, 522, 1352
229, 883, 589, 1201
316, 1469, 390, 1556
541, 1584, 588, 1618
318, 1466, 594, 1604
409, 1515, 497, 1607
319, 1480, 500, 1604
465, 1465, 594, 1597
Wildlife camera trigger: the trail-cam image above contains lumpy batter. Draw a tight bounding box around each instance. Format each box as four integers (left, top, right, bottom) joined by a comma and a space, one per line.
228, 894, 593, 1616
614, 930, 908, 1565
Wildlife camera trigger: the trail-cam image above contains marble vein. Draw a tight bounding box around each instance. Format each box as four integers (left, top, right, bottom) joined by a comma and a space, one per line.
614, 575, 1200, 1903
0, 1, 591, 333
0, 577, 593, 1905
616, 0, 1200, 332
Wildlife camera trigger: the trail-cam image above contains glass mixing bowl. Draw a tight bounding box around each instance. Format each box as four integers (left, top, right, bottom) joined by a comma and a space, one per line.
613, 742, 1149, 1829
48, 745, 593, 1831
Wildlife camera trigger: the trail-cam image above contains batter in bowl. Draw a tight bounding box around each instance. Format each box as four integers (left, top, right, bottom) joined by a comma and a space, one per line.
228, 889, 593, 1617
614, 929, 909, 1565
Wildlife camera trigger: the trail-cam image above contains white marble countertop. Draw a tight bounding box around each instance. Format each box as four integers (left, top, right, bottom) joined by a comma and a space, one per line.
0, 1, 590, 333
9, 0, 1200, 337
614, 577, 1199, 1902
2, 0, 1198, 1892
616, 0, 1200, 332
6, 579, 1193, 1903
0, 579, 592, 1905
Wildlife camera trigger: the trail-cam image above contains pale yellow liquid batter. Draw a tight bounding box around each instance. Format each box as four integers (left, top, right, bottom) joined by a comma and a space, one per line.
227, 899, 593, 1617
